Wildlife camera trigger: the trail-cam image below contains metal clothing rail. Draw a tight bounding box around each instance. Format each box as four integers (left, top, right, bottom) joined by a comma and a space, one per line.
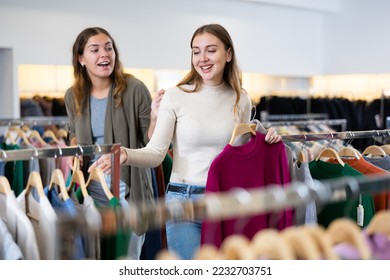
133, 173, 390, 230
0, 116, 69, 127
0, 143, 121, 198
281, 129, 390, 143
260, 112, 329, 122
262, 118, 347, 132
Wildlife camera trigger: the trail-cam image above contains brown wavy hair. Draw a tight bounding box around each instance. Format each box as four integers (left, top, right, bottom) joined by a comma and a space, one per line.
177, 24, 243, 117
71, 27, 131, 115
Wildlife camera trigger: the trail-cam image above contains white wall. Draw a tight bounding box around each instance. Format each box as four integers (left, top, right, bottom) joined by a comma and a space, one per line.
323, 0, 390, 74
4, 0, 390, 117
0, 0, 326, 117
0, 0, 323, 74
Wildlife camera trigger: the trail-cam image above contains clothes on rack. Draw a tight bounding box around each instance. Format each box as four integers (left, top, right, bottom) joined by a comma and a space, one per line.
0, 143, 138, 260
255, 96, 365, 132
201, 131, 293, 247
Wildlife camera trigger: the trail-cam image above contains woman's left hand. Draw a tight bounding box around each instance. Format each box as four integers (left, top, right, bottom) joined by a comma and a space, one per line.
264, 127, 282, 144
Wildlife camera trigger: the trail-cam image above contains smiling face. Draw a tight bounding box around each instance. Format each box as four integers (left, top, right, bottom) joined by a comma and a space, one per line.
78, 33, 115, 81
191, 32, 232, 86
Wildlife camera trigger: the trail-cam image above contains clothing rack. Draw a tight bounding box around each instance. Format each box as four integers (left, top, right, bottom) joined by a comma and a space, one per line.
260, 112, 329, 122
280, 129, 390, 143
262, 118, 347, 132
132, 173, 390, 230
0, 143, 121, 198
0, 116, 69, 127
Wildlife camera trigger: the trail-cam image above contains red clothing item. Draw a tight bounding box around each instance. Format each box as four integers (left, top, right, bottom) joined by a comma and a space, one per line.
328, 156, 390, 211
201, 132, 293, 248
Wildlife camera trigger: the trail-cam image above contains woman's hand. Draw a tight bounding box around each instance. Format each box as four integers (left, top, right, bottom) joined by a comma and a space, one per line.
151, 89, 165, 119
88, 147, 129, 174
148, 89, 165, 139
264, 127, 282, 144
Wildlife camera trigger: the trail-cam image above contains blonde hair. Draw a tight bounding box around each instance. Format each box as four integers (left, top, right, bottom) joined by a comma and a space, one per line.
177, 24, 244, 118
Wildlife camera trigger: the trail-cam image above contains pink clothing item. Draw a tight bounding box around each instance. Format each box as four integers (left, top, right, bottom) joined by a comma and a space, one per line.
201, 132, 293, 247
363, 230, 390, 260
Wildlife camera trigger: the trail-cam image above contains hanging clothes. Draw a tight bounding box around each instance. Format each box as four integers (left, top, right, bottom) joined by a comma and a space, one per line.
17, 186, 58, 259
201, 132, 293, 248
309, 159, 375, 228
0, 190, 39, 259
1, 142, 24, 196
328, 156, 390, 211
72, 188, 131, 260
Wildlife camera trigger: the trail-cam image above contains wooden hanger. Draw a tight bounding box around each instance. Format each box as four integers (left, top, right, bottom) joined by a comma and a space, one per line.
0, 176, 12, 195
297, 136, 308, 164
67, 169, 89, 199
25, 171, 46, 198
155, 249, 181, 260
251, 229, 294, 260
8, 126, 31, 145
86, 167, 113, 201
316, 147, 345, 166
297, 150, 307, 163
280, 226, 321, 260
4, 131, 16, 145
193, 244, 224, 260
56, 128, 68, 140
365, 210, 390, 238
43, 129, 60, 144
229, 123, 256, 145
49, 169, 69, 201
362, 145, 386, 157
28, 130, 48, 145
24, 171, 46, 219
326, 218, 371, 260
380, 145, 390, 155
67, 157, 89, 198
302, 225, 338, 260
338, 146, 361, 159
220, 234, 255, 260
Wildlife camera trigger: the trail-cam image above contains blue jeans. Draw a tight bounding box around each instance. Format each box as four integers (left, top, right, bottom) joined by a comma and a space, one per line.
165, 183, 205, 260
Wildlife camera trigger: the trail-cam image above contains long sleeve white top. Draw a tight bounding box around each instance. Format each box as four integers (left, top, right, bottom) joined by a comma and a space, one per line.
123, 83, 252, 186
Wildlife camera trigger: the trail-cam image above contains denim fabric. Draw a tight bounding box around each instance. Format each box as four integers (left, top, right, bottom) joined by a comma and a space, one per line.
165, 183, 205, 260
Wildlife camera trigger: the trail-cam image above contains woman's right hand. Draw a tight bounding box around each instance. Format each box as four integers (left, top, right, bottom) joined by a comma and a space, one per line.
87, 146, 128, 175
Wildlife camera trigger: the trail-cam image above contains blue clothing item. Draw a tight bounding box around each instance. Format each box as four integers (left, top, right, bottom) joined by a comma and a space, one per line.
165, 182, 205, 260
0, 161, 4, 176
0, 219, 23, 260
90, 95, 107, 161
140, 168, 161, 260
44, 186, 85, 259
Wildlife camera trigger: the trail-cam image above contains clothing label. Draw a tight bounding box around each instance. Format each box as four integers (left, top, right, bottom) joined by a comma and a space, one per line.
357, 204, 364, 226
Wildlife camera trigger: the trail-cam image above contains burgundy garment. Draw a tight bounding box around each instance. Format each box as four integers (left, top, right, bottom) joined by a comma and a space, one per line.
201, 132, 293, 247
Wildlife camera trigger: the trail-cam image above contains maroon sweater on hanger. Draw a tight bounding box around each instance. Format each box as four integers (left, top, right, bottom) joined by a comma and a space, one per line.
200, 132, 293, 248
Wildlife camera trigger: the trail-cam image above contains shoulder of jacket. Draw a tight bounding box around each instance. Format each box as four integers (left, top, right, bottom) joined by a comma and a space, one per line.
64, 88, 74, 100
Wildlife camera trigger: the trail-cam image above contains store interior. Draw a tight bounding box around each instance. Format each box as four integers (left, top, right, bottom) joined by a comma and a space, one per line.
2, 0, 390, 260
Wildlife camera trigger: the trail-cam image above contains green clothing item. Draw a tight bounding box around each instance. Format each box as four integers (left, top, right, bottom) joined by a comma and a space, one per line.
100, 197, 131, 260
1, 143, 24, 196
309, 160, 375, 228
72, 187, 131, 260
